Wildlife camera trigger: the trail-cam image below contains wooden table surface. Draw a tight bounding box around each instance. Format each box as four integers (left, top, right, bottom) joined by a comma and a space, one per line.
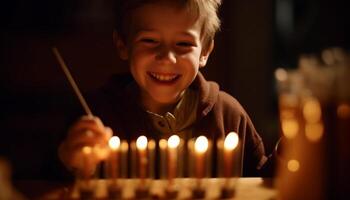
14, 178, 276, 200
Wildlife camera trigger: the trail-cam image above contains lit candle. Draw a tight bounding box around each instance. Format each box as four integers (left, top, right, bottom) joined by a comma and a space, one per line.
79, 146, 95, 199
159, 139, 168, 178
194, 136, 209, 179
167, 135, 180, 186
148, 140, 156, 179
108, 136, 120, 181
136, 136, 148, 181
81, 146, 93, 180
223, 132, 239, 177
120, 141, 128, 178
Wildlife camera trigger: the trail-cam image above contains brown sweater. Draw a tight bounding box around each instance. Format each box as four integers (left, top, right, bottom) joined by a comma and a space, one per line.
85, 72, 269, 177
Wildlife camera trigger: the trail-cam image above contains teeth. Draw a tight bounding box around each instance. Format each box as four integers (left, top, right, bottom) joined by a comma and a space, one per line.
150, 73, 178, 81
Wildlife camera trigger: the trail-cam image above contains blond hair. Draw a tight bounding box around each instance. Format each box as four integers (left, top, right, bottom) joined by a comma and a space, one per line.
114, 0, 222, 50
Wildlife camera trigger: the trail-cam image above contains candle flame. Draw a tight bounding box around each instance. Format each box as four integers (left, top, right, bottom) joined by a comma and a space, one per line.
305, 123, 323, 142
303, 98, 322, 123
275, 68, 287, 82
82, 146, 92, 155
224, 132, 239, 150
136, 135, 148, 150
159, 139, 167, 149
148, 139, 156, 149
287, 159, 300, 172
194, 136, 208, 153
281, 119, 299, 138
168, 135, 180, 149
121, 141, 129, 152
109, 136, 121, 150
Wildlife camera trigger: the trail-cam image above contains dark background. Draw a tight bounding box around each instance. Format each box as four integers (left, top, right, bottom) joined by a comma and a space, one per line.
0, 0, 348, 179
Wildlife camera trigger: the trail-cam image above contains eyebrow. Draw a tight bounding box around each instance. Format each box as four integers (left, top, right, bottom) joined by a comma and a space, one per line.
134, 29, 156, 34
134, 29, 199, 40
179, 31, 198, 38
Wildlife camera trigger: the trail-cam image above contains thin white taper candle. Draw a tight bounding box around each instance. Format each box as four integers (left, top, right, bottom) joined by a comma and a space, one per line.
52, 47, 93, 116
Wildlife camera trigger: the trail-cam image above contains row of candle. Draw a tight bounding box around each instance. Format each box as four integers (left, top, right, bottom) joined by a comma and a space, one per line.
104, 132, 239, 178
78, 132, 240, 198
80, 132, 241, 197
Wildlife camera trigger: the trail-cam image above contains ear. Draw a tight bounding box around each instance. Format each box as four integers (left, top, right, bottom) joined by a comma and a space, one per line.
113, 30, 129, 60
199, 40, 214, 67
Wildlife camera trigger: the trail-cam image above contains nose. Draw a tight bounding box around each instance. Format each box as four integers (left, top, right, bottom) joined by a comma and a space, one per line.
155, 45, 177, 64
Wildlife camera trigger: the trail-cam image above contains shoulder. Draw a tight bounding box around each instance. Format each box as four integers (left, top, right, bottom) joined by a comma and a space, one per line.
214, 91, 248, 120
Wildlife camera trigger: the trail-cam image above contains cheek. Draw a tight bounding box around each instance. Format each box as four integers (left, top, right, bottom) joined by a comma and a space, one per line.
181, 52, 201, 68
129, 50, 145, 69
130, 47, 154, 63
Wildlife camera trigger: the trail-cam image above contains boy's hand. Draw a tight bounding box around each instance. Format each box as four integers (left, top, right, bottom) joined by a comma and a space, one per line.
58, 116, 112, 177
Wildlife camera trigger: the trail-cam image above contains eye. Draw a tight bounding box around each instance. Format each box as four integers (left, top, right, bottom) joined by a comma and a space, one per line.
140, 38, 159, 44
176, 42, 193, 47
176, 41, 195, 47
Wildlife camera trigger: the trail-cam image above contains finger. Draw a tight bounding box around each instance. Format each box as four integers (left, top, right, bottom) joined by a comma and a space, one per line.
68, 120, 109, 142
66, 127, 113, 151
69, 119, 105, 137
104, 127, 113, 141
80, 115, 105, 128
66, 132, 107, 150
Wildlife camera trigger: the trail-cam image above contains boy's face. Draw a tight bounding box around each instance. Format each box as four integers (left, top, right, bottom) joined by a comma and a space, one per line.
116, 2, 213, 113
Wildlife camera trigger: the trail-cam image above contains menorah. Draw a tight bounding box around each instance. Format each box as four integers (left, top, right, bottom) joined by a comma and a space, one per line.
75, 133, 241, 199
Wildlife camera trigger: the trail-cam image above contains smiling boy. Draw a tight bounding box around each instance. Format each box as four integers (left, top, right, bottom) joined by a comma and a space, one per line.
58, 0, 270, 178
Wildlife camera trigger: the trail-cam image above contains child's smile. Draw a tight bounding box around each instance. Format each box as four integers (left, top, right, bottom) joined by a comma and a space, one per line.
148, 72, 181, 84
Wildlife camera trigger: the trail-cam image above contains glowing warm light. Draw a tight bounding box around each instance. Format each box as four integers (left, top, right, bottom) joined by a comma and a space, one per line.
337, 103, 350, 119
303, 99, 322, 123
194, 136, 208, 153
159, 139, 167, 149
187, 139, 194, 150
168, 135, 180, 149
305, 123, 324, 142
148, 139, 156, 149
287, 159, 300, 172
280, 110, 295, 119
93, 145, 109, 159
224, 132, 239, 150
82, 146, 92, 154
121, 141, 128, 151
275, 68, 288, 82
136, 135, 148, 150
279, 94, 299, 108
216, 140, 224, 148
108, 136, 120, 150
281, 119, 299, 138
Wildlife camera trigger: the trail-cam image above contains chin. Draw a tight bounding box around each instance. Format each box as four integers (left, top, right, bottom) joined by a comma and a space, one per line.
151, 93, 180, 105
